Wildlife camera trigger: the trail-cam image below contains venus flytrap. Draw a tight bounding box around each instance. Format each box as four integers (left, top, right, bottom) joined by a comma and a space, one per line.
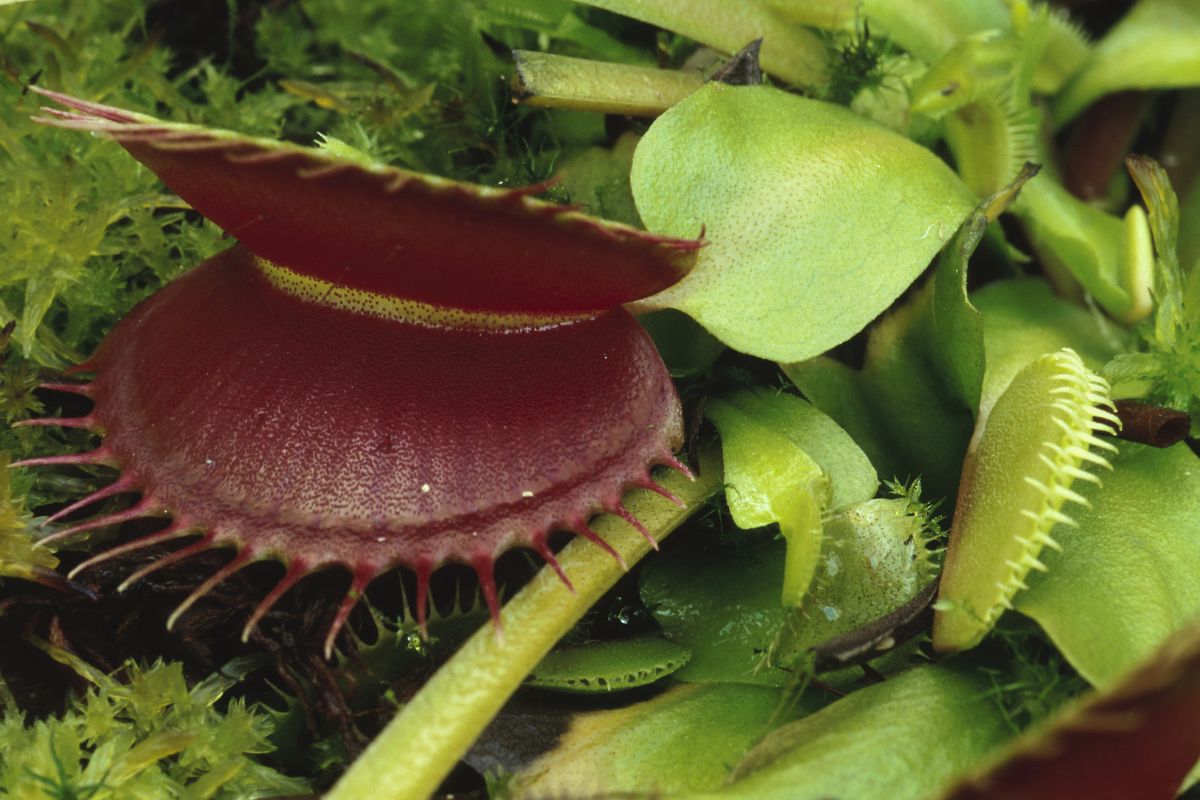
22, 89, 700, 656
9, 0, 1200, 795
761, 0, 1007, 63
328, 454, 719, 799
934, 349, 1120, 652
1014, 440, 1200, 686
526, 634, 691, 693
767, 496, 941, 685
909, 21, 1043, 199
705, 388, 878, 608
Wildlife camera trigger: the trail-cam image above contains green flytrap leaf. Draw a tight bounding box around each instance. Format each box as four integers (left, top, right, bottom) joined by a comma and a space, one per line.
506, 682, 795, 796
710, 388, 879, 511
640, 496, 937, 688
631, 83, 976, 362
706, 388, 877, 606
934, 349, 1120, 653
1054, 0, 1200, 126
1015, 177, 1155, 324
764, 0, 1086, 95
702, 663, 1011, 800
1014, 442, 1200, 686
526, 634, 691, 693
908, 15, 1045, 200
768, 497, 940, 679
705, 402, 822, 610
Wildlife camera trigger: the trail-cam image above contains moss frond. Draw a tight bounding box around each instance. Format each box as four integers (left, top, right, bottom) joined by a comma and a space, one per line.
0, 647, 307, 798
0, 453, 57, 582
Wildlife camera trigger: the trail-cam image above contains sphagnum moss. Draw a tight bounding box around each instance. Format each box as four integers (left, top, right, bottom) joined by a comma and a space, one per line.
934, 348, 1119, 652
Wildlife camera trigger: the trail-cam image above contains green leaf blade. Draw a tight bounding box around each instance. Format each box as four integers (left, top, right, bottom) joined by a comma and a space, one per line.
1015, 442, 1200, 687
632, 83, 976, 362
711, 663, 1011, 800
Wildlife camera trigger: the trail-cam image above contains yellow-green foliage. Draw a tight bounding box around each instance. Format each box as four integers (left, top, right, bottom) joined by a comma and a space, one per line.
934, 349, 1119, 652
0, 453, 55, 582
0, 651, 307, 799
1105, 157, 1200, 433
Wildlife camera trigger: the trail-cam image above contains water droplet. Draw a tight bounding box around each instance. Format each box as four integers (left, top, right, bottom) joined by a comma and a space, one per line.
204, 458, 215, 467
521, 490, 534, 498
420, 483, 431, 493
821, 605, 841, 621
375, 536, 387, 543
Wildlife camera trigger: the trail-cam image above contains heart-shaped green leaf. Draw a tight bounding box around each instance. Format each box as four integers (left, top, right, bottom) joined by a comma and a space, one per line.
784, 193, 991, 501
631, 83, 975, 362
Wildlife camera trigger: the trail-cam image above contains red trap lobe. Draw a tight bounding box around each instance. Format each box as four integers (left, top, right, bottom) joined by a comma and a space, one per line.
25, 91, 695, 655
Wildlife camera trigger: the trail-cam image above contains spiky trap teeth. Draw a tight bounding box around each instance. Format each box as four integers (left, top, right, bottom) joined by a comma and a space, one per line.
21, 91, 698, 657
934, 348, 1120, 653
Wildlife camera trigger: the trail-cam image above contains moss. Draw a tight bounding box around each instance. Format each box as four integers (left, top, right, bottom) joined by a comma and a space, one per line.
0, 648, 308, 799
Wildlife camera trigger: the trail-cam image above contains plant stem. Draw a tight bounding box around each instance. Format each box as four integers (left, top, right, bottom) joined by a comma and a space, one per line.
327, 452, 721, 800
513, 51, 704, 117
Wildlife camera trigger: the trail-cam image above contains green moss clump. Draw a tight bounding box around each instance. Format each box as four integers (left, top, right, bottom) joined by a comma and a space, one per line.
0, 649, 307, 799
